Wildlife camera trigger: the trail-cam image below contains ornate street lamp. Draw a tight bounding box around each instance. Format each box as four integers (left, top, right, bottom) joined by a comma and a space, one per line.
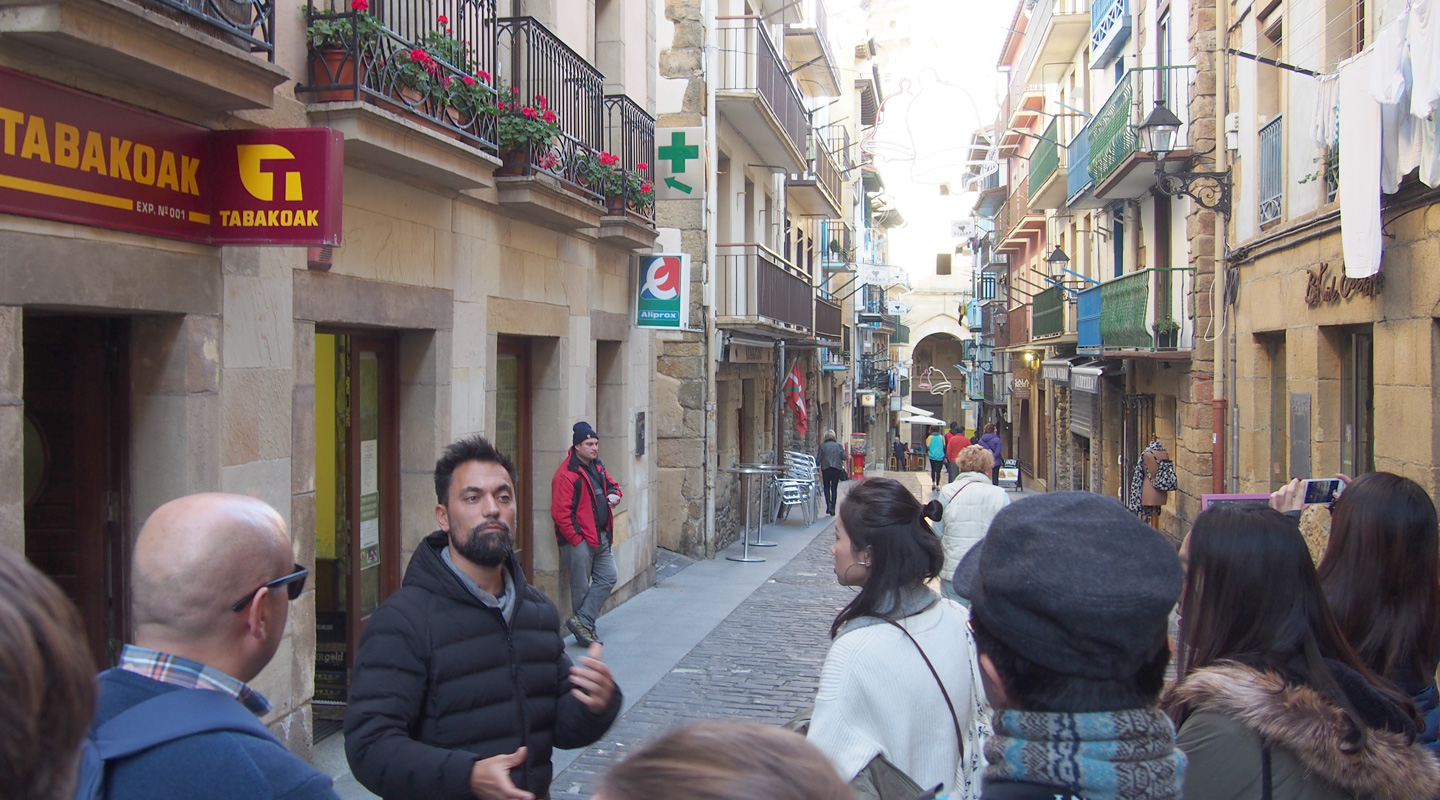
1139, 101, 1232, 215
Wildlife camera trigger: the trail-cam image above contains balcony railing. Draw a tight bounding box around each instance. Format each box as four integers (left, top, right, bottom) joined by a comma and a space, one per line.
303, 0, 500, 149
1097, 268, 1192, 351
815, 296, 842, 339
717, 17, 808, 156
496, 17, 605, 192
812, 131, 843, 206
1258, 115, 1283, 227
859, 283, 886, 316
821, 347, 849, 370
716, 243, 814, 333
892, 322, 910, 344
151, 0, 275, 58
1076, 284, 1102, 351
604, 95, 656, 221
994, 303, 1031, 349
1032, 284, 1066, 338
1090, 0, 1130, 67
1066, 123, 1092, 203
1088, 65, 1194, 187
1028, 118, 1061, 199
821, 219, 853, 267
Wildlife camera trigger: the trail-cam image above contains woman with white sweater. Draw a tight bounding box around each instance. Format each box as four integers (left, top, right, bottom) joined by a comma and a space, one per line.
808, 477, 987, 799
939, 445, 1011, 604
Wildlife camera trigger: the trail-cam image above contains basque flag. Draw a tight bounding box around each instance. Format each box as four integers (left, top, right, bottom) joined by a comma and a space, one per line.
782, 360, 807, 435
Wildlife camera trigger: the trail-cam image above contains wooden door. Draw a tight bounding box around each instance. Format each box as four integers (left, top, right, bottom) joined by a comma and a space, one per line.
495, 338, 533, 580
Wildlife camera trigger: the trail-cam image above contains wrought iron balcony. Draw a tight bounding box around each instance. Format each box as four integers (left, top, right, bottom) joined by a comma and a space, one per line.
1027, 117, 1068, 210
717, 15, 809, 171
820, 219, 854, 269
302, 0, 500, 149
1066, 123, 1096, 206
784, 0, 840, 96
495, 17, 605, 193
603, 94, 656, 223
1258, 115, 1283, 227
151, 0, 274, 58
1096, 268, 1193, 352
1087, 65, 1196, 201
820, 347, 849, 371
993, 303, 1031, 350
1014, 0, 1089, 84
716, 243, 815, 336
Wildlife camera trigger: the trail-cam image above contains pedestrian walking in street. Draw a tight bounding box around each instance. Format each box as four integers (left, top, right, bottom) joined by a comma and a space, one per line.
345, 435, 621, 800
552, 421, 623, 646
817, 429, 848, 516
1165, 504, 1438, 800
926, 429, 947, 491
953, 492, 1186, 800
593, 721, 852, 800
944, 423, 970, 484
938, 445, 1009, 605
89, 494, 338, 800
1274, 472, 1440, 752
892, 434, 907, 472
808, 477, 987, 799
0, 549, 95, 800
977, 424, 1002, 485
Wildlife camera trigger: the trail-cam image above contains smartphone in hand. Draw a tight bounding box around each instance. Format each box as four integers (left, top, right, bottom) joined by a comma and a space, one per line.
1302, 478, 1343, 505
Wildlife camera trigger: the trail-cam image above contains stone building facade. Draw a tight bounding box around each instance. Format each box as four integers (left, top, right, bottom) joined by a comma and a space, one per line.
2, 0, 659, 759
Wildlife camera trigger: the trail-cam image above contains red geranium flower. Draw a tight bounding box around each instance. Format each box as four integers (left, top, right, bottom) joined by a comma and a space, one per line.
599, 151, 620, 166
477, 70, 491, 82
541, 109, 557, 123
640, 183, 653, 193
636, 162, 649, 170
350, 0, 368, 10
410, 48, 427, 61
535, 94, 547, 109
461, 75, 477, 86
522, 106, 537, 118
511, 87, 520, 95
497, 101, 507, 110
436, 13, 448, 26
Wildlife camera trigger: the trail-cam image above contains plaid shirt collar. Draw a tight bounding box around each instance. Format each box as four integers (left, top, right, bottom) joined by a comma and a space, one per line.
118, 644, 272, 716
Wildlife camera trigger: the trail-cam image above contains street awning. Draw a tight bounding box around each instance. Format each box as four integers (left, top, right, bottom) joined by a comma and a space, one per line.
1070, 364, 1105, 394
1040, 358, 1077, 382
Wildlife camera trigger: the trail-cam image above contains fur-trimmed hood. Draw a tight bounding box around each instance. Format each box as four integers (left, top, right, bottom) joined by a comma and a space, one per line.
1169, 663, 1440, 800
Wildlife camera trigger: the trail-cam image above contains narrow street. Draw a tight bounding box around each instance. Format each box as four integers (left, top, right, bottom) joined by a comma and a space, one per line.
319, 470, 1042, 799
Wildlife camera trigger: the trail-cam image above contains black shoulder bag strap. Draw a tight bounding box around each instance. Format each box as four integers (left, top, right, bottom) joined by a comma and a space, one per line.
878, 615, 965, 759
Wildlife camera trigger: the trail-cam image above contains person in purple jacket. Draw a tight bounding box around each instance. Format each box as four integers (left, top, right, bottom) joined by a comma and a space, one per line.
978, 423, 1003, 484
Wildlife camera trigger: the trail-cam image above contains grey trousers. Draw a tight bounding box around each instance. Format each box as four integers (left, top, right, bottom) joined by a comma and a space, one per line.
563, 539, 617, 628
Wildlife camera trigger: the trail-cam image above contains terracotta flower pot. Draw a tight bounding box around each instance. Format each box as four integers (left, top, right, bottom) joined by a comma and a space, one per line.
604, 193, 626, 215
497, 147, 530, 176
311, 48, 361, 102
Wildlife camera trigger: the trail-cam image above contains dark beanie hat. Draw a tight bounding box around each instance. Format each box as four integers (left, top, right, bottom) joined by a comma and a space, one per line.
573, 421, 599, 446
953, 491, 1182, 681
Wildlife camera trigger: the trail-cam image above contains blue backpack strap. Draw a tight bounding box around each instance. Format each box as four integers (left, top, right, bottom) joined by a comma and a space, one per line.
92, 683, 278, 761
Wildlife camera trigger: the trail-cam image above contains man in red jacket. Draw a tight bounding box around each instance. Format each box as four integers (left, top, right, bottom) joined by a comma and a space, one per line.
551, 421, 621, 646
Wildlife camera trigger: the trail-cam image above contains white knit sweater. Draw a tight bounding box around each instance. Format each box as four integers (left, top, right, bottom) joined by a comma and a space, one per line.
807, 599, 984, 798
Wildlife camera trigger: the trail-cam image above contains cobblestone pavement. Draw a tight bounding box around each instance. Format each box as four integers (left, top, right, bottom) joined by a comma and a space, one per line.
548, 523, 854, 799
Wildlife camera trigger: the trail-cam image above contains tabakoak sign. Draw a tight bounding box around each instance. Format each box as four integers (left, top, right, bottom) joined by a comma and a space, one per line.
0, 66, 343, 246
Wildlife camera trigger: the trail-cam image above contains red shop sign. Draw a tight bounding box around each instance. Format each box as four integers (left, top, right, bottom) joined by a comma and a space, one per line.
0, 66, 342, 246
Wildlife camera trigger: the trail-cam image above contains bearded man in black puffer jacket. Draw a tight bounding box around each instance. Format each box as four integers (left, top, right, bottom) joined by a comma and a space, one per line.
344, 435, 622, 800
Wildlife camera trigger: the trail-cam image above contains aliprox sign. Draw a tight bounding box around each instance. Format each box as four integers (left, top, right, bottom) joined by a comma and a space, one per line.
0, 66, 342, 246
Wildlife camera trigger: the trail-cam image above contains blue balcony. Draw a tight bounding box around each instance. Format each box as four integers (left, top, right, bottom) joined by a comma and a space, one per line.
1066, 123, 1099, 207
1090, 0, 1131, 69
1077, 285, 1102, 352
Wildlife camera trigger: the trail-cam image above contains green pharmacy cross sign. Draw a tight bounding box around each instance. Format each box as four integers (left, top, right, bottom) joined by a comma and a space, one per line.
656, 127, 704, 200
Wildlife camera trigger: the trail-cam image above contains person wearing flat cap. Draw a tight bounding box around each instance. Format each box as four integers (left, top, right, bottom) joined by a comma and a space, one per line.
952, 492, 1186, 800
551, 421, 622, 646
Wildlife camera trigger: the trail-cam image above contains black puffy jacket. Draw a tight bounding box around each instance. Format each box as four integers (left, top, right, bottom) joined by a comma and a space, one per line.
343, 531, 621, 799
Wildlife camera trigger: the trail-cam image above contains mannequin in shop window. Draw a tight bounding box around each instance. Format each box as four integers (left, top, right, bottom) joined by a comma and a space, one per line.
1128, 440, 1174, 526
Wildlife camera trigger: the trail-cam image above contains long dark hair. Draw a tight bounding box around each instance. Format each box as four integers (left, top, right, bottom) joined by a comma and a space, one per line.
1174, 505, 1415, 742
1317, 472, 1440, 685
830, 477, 943, 638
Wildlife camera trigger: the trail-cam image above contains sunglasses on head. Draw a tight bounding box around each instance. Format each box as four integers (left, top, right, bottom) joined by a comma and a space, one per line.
231, 564, 309, 612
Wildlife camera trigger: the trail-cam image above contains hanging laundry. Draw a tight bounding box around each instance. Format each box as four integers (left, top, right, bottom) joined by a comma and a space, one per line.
1339, 48, 1383, 279
1420, 109, 1439, 187
1409, 0, 1440, 118
1313, 73, 1341, 151
1371, 13, 1409, 105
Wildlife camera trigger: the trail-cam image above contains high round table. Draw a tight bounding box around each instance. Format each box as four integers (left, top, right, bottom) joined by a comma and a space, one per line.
721, 464, 784, 562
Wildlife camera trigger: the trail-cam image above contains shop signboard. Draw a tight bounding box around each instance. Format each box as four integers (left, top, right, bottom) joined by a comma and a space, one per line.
636, 253, 692, 329
0, 66, 343, 245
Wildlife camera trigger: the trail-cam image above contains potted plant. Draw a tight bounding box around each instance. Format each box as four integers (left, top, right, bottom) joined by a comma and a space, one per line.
445, 69, 496, 129
619, 163, 655, 217
389, 16, 466, 112
306, 0, 380, 101
495, 88, 561, 173
572, 149, 623, 197
1152, 317, 1180, 349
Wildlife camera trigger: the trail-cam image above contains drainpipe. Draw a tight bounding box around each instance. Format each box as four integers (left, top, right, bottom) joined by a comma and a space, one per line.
702, 0, 718, 559
1211, 0, 1230, 495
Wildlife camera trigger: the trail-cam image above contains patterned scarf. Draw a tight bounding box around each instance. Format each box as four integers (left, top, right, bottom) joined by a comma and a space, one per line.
1127, 440, 1164, 522
984, 708, 1185, 800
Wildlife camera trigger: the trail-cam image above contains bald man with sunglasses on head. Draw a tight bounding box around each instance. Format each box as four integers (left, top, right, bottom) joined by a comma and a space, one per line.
88, 493, 339, 800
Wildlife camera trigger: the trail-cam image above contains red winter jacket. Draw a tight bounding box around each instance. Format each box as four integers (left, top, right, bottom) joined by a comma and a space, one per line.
550, 448, 622, 547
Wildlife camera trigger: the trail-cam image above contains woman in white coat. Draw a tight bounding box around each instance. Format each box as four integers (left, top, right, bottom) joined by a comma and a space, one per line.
808, 477, 988, 799
938, 445, 1010, 604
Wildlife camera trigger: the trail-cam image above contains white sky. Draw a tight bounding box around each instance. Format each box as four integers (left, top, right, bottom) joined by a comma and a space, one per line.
862, 0, 1018, 284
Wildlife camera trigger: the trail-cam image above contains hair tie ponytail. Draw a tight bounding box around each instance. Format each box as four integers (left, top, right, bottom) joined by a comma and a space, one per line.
921, 499, 944, 522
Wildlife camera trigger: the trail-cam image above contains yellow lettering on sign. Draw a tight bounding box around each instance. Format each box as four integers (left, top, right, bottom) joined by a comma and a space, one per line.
54, 123, 80, 168
181, 156, 200, 196
20, 115, 49, 163
216, 208, 320, 227
109, 138, 132, 181
132, 144, 155, 186
79, 131, 106, 175
156, 151, 179, 191
237, 144, 303, 202
0, 107, 22, 155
